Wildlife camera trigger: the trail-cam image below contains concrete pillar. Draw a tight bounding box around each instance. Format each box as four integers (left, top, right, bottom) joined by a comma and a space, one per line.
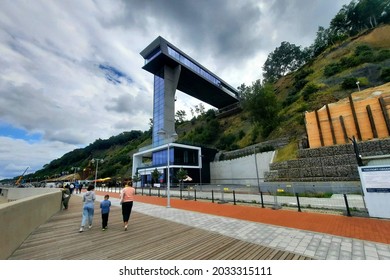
162, 64, 181, 140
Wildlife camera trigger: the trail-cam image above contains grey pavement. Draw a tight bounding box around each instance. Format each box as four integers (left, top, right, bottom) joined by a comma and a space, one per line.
94, 194, 390, 260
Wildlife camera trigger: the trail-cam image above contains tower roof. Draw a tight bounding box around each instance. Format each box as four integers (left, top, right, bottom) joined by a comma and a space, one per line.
140, 36, 239, 109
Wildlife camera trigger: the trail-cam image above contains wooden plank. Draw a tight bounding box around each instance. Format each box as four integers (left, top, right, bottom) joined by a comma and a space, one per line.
326, 104, 337, 144
366, 105, 378, 138
349, 94, 362, 140
315, 109, 324, 146
379, 96, 390, 135
8, 196, 312, 260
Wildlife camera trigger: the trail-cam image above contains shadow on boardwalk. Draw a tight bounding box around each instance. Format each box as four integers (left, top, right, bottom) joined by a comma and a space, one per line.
8, 196, 311, 260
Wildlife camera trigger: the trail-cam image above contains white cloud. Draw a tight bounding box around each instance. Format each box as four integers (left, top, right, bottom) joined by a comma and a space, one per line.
0, 0, 351, 179
0, 136, 78, 178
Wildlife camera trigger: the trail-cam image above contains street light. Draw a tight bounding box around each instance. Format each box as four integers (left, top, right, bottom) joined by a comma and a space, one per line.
91, 158, 104, 188
356, 81, 360, 91
166, 134, 178, 208
254, 146, 261, 193
199, 153, 203, 190
167, 143, 171, 208
71, 166, 80, 182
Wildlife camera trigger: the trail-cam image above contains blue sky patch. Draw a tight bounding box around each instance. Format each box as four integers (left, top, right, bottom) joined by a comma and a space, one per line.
99, 64, 133, 85
0, 123, 42, 142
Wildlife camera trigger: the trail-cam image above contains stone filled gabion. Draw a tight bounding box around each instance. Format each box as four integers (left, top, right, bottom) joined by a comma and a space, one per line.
265, 138, 390, 182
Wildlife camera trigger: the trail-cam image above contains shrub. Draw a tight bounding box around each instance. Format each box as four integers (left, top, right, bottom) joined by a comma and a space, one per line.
358, 50, 374, 63
294, 68, 314, 81
283, 92, 300, 106
302, 83, 320, 101
294, 78, 308, 91
259, 145, 275, 153
324, 63, 343, 77
375, 50, 390, 61
340, 56, 360, 68
341, 77, 359, 90
381, 68, 390, 82
216, 134, 236, 150
354, 45, 372, 56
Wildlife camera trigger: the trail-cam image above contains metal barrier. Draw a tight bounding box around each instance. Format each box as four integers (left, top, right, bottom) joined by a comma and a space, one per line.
95, 185, 368, 217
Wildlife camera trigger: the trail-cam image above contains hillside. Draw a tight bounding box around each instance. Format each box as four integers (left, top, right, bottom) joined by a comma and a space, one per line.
178, 25, 390, 155
11, 25, 390, 184
273, 25, 390, 134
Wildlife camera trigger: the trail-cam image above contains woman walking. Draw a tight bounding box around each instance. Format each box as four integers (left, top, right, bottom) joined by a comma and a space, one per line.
79, 184, 96, 232
120, 183, 135, 231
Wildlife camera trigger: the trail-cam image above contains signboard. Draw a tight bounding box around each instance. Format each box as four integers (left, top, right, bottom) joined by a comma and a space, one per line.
358, 166, 390, 218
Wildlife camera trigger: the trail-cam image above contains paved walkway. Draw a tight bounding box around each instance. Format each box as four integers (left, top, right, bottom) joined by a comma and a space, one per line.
8, 190, 390, 260
98, 191, 390, 260
8, 195, 310, 260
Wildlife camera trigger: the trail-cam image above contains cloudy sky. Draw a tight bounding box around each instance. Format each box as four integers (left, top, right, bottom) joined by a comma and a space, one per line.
0, 0, 351, 180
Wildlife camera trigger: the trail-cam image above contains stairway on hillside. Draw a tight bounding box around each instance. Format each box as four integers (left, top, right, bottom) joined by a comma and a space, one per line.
264, 138, 390, 182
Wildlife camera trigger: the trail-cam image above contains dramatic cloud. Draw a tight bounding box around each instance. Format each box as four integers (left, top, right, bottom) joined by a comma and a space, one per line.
0, 0, 350, 179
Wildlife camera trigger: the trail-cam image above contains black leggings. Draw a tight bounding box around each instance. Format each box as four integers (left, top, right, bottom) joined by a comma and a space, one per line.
121, 201, 133, 222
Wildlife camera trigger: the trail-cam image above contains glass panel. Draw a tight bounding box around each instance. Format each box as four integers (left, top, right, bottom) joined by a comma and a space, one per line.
167, 46, 221, 87
145, 47, 161, 64
153, 68, 165, 146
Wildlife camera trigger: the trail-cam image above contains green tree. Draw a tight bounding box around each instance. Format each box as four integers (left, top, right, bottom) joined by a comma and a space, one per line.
263, 41, 308, 83
242, 81, 280, 137
175, 110, 187, 124
132, 172, 141, 187
310, 26, 332, 57
151, 168, 162, 188
176, 168, 188, 190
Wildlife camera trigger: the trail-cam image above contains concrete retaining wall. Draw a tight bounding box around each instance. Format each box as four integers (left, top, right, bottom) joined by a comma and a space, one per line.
0, 189, 62, 259
4, 187, 60, 201
210, 151, 275, 185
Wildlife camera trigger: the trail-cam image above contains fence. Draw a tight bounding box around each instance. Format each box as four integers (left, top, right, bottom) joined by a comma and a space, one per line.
96, 184, 368, 217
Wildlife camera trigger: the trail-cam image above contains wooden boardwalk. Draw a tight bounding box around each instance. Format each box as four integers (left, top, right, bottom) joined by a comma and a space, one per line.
8, 196, 312, 260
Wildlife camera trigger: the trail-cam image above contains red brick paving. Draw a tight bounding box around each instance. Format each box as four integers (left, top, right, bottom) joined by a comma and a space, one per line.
97, 191, 390, 244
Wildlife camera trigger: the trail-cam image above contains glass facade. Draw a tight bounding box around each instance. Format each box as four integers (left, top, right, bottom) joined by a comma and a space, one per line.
152, 66, 173, 168
145, 47, 161, 64
153, 68, 165, 147
167, 46, 221, 87
152, 148, 174, 166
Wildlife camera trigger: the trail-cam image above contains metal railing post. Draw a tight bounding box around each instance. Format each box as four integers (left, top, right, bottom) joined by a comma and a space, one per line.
343, 194, 352, 217
260, 192, 264, 208
295, 193, 301, 212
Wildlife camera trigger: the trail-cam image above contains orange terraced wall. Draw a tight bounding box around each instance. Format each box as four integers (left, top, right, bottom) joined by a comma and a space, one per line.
305, 89, 390, 148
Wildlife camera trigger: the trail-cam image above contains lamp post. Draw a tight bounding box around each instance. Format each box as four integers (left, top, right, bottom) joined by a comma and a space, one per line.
166, 134, 178, 208
199, 153, 203, 191
71, 166, 80, 182
167, 143, 171, 208
254, 146, 261, 193
356, 81, 360, 91
91, 158, 104, 188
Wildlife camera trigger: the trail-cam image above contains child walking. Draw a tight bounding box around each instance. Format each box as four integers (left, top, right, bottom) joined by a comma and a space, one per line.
100, 194, 111, 231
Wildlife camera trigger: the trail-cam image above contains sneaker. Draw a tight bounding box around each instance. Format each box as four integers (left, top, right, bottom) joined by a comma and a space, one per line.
88, 225, 92, 229
102, 228, 105, 231
79, 227, 84, 232
124, 225, 128, 231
